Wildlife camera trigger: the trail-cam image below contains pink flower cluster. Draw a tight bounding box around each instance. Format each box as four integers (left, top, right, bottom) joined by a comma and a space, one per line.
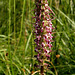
33, 0, 55, 67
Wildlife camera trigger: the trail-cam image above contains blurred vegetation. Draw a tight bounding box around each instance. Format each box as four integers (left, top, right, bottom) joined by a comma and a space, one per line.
0, 0, 75, 75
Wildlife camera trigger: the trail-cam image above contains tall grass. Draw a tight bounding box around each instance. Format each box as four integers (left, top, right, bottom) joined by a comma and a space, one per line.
0, 0, 75, 75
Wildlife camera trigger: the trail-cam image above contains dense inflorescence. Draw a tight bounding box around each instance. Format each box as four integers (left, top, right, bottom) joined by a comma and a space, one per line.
33, 0, 55, 69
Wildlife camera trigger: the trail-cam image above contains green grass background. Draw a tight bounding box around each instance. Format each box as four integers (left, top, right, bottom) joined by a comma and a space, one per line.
0, 0, 75, 75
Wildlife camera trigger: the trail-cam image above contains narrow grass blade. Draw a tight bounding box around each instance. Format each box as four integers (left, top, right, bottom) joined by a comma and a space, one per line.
25, 32, 32, 56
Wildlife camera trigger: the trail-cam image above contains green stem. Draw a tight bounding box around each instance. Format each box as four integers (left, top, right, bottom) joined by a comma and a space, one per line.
14, 0, 16, 54
8, 0, 14, 74
18, 0, 25, 46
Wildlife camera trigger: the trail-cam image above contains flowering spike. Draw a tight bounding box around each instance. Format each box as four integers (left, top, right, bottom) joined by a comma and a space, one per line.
33, 0, 55, 74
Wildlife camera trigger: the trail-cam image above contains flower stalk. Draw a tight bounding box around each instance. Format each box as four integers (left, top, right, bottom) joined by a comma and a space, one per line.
33, 0, 55, 74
